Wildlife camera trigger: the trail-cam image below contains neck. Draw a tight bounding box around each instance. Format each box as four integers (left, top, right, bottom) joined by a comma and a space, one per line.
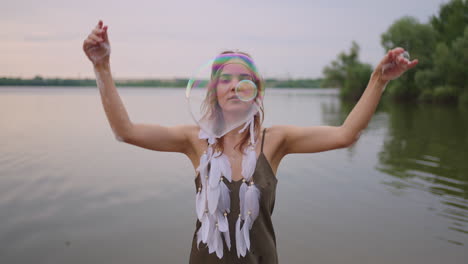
223, 124, 246, 142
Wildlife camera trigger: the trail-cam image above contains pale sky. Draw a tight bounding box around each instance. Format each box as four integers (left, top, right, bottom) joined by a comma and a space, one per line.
1, 0, 448, 79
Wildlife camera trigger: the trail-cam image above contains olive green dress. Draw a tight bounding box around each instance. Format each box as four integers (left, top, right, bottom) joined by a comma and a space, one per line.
189, 129, 279, 264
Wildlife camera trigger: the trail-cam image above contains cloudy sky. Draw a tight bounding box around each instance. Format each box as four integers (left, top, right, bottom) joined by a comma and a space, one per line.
1, 0, 448, 79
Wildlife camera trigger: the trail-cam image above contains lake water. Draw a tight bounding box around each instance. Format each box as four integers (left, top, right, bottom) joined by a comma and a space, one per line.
0, 87, 467, 263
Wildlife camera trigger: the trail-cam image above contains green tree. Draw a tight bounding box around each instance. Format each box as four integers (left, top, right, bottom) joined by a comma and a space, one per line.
431, 0, 468, 45
321, 60, 346, 89
415, 0, 468, 104
448, 26, 468, 89
418, 26, 468, 103
322, 41, 373, 101
341, 61, 373, 101
448, 26, 468, 104
381, 16, 437, 100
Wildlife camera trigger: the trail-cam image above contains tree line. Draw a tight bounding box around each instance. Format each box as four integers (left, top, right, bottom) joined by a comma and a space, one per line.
322, 0, 468, 105
0, 76, 323, 89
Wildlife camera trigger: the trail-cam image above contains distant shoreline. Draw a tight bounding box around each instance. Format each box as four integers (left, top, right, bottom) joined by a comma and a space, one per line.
0, 76, 324, 89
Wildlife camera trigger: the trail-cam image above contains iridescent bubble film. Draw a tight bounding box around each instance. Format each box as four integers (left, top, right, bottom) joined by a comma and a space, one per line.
186, 53, 264, 138
235, 80, 258, 102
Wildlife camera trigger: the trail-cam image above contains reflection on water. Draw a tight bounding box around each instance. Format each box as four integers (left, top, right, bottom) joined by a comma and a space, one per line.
377, 103, 468, 245
0, 87, 467, 263
323, 96, 468, 245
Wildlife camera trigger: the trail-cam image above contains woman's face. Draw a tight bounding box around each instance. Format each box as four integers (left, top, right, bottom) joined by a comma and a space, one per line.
216, 63, 255, 115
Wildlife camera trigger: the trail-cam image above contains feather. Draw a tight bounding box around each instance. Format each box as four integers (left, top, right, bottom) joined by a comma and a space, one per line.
242, 147, 257, 181
239, 183, 248, 220
197, 146, 214, 188
215, 228, 223, 258
208, 239, 215, 254
218, 181, 231, 213
201, 214, 210, 243
207, 214, 217, 254
244, 185, 261, 221
197, 158, 208, 188
196, 226, 203, 249
209, 155, 222, 188
195, 186, 206, 221
217, 211, 229, 232
238, 116, 255, 145
211, 227, 219, 255
200, 170, 208, 188
207, 185, 220, 214
223, 229, 231, 250
249, 116, 255, 145
218, 154, 232, 182
196, 152, 208, 173
242, 216, 251, 250
235, 215, 246, 258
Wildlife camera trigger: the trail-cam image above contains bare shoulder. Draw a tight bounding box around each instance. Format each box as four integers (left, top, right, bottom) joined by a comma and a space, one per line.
262, 125, 287, 145
183, 124, 201, 140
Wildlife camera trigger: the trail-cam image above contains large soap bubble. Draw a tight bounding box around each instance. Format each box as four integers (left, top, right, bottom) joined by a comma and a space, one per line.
235, 80, 258, 102
186, 53, 264, 138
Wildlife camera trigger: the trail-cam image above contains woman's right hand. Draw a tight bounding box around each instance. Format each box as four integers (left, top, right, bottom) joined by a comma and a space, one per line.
83, 20, 111, 66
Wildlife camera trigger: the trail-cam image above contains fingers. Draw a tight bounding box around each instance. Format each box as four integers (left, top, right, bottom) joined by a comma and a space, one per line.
387, 47, 415, 66
83, 38, 97, 47
88, 25, 107, 43
88, 33, 104, 43
407, 59, 419, 69
94, 20, 103, 31
84, 31, 104, 47
386, 47, 404, 62
84, 20, 108, 49
91, 21, 109, 43
92, 28, 105, 37
387, 49, 394, 60
102, 26, 109, 42
92, 28, 101, 35
92, 20, 105, 37
397, 54, 407, 64
396, 58, 418, 74
391, 47, 405, 57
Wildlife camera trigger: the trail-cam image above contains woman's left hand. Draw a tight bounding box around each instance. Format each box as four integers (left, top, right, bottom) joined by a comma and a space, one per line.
376, 47, 419, 81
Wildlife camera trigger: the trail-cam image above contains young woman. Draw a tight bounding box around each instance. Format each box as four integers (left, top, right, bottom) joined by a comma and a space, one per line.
83, 20, 418, 263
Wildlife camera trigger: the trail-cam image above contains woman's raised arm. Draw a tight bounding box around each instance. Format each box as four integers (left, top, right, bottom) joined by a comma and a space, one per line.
83, 20, 193, 154
278, 47, 418, 156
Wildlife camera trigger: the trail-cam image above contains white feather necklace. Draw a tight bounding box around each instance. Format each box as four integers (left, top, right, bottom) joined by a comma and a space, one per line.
195, 116, 261, 259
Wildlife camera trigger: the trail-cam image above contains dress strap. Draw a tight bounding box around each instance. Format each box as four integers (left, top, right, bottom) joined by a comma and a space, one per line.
261, 128, 267, 153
